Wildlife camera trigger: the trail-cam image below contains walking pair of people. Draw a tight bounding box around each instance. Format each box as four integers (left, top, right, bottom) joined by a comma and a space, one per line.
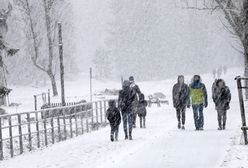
173, 75, 207, 130
106, 76, 147, 141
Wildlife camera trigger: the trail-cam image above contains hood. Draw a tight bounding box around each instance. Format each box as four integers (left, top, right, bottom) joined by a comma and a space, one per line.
108, 100, 116, 108
177, 75, 184, 84
216, 79, 226, 87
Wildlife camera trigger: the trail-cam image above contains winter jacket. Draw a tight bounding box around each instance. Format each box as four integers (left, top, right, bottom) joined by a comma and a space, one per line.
118, 87, 136, 114
137, 100, 148, 117
130, 83, 142, 108
189, 82, 208, 106
172, 82, 190, 109
212, 85, 231, 110
106, 107, 121, 127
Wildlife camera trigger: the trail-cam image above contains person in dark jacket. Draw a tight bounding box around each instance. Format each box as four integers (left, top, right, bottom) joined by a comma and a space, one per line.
137, 93, 148, 128
129, 76, 142, 128
172, 75, 190, 130
189, 75, 208, 131
106, 100, 121, 141
118, 80, 136, 140
212, 79, 231, 130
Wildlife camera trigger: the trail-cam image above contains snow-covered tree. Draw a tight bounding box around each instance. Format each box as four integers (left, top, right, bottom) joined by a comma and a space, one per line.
14, 0, 74, 96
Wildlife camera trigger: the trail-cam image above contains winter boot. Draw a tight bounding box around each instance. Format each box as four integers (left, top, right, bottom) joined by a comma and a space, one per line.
143, 118, 146, 128
223, 120, 226, 130
115, 131, 119, 141
110, 135, 114, 142
129, 130, 133, 140
140, 118, 142, 128
178, 122, 181, 129
222, 124, 226, 130
181, 125, 185, 130
124, 130, 128, 140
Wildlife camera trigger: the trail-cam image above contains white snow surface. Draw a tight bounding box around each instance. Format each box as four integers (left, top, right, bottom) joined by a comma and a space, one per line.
0, 67, 248, 168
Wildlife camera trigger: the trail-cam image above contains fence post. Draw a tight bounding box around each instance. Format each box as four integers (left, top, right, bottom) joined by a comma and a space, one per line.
69, 108, 73, 138
0, 118, 3, 160
34, 95, 37, 111
99, 101, 103, 124
75, 107, 78, 136
43, 112, 48, 146
48, 89, 51, 106
104, 101, 107, 123
236, 78, 248, 145
63, 109, 67, 140
17, 114, 23, 154
91, 102, 94, 130
80, 110, 84, 135
8, 116, 13, 157
86, 118, 89, 133
95, 102, 99, 129
27, 113, 32, 150
51, 115, 55, 144
35, 112, 40, 148
57, 110, 61, 142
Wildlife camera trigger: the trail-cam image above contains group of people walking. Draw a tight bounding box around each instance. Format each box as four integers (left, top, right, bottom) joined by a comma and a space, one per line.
172, 75, 231, 131
106, 74, 232, 142
106, 76, 147, 141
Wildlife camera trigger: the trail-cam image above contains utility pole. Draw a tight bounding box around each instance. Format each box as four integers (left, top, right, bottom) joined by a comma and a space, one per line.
58, 23, 66, 106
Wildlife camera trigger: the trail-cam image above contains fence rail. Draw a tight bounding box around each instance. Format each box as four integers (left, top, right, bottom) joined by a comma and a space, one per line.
0, 99, 112, 160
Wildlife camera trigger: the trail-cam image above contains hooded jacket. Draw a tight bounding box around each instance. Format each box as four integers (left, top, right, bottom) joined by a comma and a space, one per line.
137, 94, 148, 117
118, 80, 136, 114
106, 100, 121, 127
212, 79, 231, 110
172, 76, 190, 108
189, 78, 208, 106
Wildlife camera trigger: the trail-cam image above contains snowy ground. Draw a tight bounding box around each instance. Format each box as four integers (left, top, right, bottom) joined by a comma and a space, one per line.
0, 67, 248, 168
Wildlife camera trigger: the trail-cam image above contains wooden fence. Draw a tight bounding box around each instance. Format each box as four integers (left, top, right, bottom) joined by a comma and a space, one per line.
0, 99, 112, 160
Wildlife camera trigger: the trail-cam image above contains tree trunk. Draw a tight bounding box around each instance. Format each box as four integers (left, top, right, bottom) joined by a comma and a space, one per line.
43, 0, 58, 96
47, 71, 58, 96
244, 47, 248, 99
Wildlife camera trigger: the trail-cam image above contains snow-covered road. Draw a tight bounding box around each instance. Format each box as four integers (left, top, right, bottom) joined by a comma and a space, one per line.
0, 99, 241, 168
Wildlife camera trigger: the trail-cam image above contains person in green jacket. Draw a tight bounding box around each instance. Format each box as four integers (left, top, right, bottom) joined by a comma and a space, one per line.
189, 75, 208, 130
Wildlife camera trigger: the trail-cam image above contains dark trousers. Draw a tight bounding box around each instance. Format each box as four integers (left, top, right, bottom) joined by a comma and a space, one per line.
217, 109, 227, 128
132, 106, 138, 127
192, 104, 204, 129
139, 116, 146, 128
176, 107, 186, 125
110, 125, 119, 140
122, 112, 133, 136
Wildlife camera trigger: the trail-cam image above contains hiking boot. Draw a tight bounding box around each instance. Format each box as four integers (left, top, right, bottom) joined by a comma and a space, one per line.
218, 127, 222, 130
199, 127, 204, 131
